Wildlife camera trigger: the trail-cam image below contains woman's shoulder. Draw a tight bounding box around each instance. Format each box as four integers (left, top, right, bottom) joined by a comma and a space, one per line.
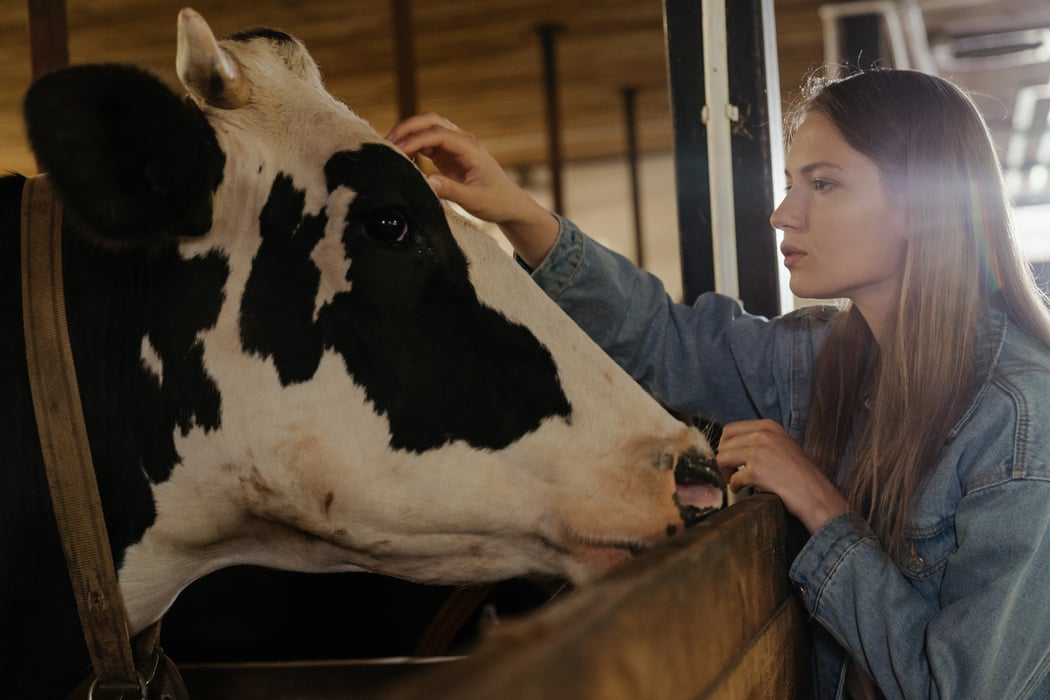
987, 314, 1050, 420
955, 315, 1050, 485
996, 316, 1050, 377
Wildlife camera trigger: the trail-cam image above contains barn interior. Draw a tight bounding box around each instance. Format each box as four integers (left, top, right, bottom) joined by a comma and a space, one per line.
4, 0, 1050, 306
5, 0, 1050, 697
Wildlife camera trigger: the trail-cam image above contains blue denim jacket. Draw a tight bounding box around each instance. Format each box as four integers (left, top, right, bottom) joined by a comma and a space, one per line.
530, 216, 1050, 699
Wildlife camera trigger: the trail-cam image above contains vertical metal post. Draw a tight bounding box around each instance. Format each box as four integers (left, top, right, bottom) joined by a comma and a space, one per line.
622, 86, 645, 268
701, 0, 740, 301
663, 0, 714, 303
391, 0, 418, 120
26, 0, 69, 80
663, 0, 783, 315
537, 23, 566, 215
726, 0, 783, 316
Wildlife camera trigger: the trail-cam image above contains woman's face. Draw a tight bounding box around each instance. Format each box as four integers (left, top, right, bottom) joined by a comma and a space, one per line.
771, 112, 909, 336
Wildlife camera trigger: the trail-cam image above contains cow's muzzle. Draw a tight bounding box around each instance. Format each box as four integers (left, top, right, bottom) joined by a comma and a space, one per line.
673, 451, 726, 527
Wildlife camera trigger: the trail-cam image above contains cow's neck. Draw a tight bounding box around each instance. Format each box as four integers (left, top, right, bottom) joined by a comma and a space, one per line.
63, 230, 170, 560
3, 211, 229, 697
1, 187, 146, 697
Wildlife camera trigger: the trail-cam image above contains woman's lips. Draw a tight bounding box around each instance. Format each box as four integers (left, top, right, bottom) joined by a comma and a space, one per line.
781, 245, 804, 268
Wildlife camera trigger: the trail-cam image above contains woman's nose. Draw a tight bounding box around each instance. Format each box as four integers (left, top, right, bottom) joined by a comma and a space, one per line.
770, 195, 797, 231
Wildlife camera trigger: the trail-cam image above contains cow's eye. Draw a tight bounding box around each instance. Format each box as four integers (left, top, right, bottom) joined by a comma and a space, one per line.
362, 209, 410, 245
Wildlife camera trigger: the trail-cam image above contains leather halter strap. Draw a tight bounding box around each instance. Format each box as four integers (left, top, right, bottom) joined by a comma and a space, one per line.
20, 174, 146, 698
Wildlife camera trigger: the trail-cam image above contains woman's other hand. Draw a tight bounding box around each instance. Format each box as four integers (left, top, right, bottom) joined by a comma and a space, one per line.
716, 419, 849, 533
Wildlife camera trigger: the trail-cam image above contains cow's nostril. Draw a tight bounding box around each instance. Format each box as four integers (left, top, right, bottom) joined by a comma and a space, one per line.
673, 451, 726, 527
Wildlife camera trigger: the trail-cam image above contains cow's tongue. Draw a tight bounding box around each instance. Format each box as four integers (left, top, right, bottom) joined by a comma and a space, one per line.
674, 452, 726, 526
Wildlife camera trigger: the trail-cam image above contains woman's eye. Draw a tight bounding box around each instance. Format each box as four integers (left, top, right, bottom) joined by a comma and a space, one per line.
362, 210, 410, 244
812, 179, 834, 192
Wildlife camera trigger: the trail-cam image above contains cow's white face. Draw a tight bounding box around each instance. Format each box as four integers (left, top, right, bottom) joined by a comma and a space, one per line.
108, 9, 723, 631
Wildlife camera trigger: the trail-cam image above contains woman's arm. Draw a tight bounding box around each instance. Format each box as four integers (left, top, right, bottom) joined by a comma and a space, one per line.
388, 113, 831, 430
793, 479, 1050, 699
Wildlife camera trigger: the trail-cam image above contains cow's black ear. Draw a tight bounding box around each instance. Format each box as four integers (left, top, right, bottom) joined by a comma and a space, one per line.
24, 64, 225, 243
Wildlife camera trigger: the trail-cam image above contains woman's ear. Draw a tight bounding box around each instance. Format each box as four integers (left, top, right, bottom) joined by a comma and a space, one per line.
24, 63, 226, 244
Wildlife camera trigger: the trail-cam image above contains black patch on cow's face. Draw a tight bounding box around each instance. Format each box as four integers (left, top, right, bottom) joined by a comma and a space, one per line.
240, 144, 572, 452
136, 249, 228, 481
61, 238, 229, 491
240, 174, 326, 384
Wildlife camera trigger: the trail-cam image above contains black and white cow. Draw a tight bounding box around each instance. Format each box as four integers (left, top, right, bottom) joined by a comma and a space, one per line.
1, 9, 723, 697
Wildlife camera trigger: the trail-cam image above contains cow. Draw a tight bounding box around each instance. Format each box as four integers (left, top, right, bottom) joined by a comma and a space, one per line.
0, 8, 724, 698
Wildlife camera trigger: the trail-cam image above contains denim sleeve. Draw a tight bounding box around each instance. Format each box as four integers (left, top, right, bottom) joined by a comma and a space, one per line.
791, 480, 1050, 699
529, 216, 832, 434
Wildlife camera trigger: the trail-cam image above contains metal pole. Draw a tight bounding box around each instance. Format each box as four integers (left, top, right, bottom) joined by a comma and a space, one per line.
701, 0, 740, 300
726, 0, 783, 316
663, 0, 714, 303
537, 23, 565, 215
663, 0, 783, 314
622, 86, 645, 268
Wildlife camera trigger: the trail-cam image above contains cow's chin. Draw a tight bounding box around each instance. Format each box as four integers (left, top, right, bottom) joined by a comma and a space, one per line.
562, 544, 636, 585
309, 529, 648, 589
551, 527, 660, 585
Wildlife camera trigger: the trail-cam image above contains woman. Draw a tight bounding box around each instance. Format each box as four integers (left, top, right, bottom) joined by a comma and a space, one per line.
387, 69, 1050, 699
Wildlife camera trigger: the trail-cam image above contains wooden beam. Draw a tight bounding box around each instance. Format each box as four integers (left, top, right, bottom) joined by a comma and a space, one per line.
537, 23, 565, 215
391, 0, 418, 120
26, 0, 69, 80
380, 495, 811, 699
171, 496, 810, 698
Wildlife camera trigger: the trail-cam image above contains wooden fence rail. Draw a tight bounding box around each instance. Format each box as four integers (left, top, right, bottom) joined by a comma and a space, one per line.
173, 493, 811, 699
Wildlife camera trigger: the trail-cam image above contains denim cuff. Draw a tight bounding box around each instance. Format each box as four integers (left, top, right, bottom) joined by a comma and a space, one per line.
524, 214, 586, 301
789, 511, 878, 616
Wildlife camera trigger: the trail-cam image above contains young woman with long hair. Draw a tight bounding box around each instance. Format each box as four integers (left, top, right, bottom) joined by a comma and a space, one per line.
387, 69, 1050, 699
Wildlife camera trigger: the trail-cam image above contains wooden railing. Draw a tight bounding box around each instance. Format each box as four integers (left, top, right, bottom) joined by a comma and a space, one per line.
170, 494, 811, 699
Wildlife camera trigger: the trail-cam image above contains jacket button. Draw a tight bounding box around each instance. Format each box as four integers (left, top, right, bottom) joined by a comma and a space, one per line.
908, 545, 925, 572
796, 583, 808, 598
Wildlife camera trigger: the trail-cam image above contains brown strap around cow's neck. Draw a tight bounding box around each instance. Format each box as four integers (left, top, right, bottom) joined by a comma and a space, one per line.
20, 174, 148, 698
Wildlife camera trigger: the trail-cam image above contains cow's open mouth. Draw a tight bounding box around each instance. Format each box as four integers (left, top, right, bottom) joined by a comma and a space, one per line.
568, 530, 652, 556
674, 451, 726, 527
562, 530, 653, 571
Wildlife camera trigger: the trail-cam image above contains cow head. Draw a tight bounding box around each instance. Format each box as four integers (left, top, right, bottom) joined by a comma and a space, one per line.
23, 8, 723, 633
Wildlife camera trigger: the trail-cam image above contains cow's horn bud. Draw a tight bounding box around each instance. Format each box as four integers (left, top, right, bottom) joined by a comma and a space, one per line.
176, 7, 250, 109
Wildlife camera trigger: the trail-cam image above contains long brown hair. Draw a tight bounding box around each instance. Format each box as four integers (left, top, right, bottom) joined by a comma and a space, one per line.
794, 70, 1050, 554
